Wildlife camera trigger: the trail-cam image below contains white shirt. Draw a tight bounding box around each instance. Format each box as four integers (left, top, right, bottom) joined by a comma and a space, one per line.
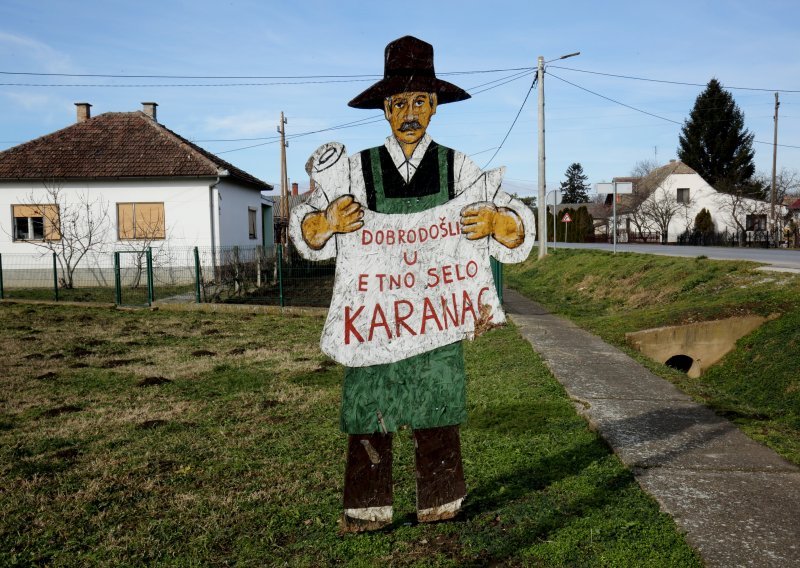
289, 137, 534, 264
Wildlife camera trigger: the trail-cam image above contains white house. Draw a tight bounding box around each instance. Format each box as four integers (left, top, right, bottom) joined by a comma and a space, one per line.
0, 102, 273, 286
609, 161, 784, 244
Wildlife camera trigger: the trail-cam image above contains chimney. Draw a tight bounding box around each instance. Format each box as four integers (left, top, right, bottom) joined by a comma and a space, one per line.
141, 102, 158, 121
291, 182, 299, 196
75, 102, 92, 123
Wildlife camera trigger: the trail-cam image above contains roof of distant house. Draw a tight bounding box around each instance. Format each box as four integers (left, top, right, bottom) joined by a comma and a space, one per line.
605, 160, 699, 209
790, 198, 800, 210
0, 111, 271, 190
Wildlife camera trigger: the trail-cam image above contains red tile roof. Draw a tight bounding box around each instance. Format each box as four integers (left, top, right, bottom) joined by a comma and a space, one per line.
0, 111, 271, 190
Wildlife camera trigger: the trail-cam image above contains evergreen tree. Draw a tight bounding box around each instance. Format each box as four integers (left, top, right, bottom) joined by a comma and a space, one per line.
678, 79, 764, 198
694, 208, 714, 235
559, 163, 591, 203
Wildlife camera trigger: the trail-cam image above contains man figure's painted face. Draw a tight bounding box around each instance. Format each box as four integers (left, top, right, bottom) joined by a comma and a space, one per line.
384, 91, 438, 148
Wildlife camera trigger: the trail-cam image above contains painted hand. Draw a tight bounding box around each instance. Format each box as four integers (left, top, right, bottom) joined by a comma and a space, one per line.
460, 202, 525, 249
302, 195, 364, 250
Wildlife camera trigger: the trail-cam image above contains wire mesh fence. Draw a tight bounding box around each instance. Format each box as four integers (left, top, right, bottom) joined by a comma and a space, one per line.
0, 244, 500, 309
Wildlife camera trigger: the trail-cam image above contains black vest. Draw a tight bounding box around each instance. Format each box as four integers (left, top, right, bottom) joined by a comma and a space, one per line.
360, 142, 455, 211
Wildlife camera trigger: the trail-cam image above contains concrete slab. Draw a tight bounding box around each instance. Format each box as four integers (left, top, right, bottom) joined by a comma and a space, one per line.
636, 469, 800, 567
504, 287, 800, 567
580, 398, 797, 472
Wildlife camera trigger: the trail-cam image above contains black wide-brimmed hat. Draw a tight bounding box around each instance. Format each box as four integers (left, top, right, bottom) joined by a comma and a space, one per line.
348, 36, 471, 110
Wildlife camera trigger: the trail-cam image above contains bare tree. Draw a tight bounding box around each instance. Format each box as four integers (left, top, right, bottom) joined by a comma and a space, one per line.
713, 190, 770, 243
16, 181, 110, 289
630, 159, 660, 178
640, 188, 682, 243
757, 168, 800, 203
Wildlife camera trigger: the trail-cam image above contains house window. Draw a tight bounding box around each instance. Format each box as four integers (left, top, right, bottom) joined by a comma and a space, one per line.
745, 214, 767, 231
117, 202, 165, 240
11, 204, 60, 241
677, 188, 690, 203
248, 207, 257, 240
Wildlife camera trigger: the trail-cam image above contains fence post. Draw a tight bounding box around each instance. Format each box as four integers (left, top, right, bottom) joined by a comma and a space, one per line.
193, 246, 201, 303
277, 244, 285, 307
491, 257, 503, 304
256, 245, 263, 287
0, 253, 4, 300
146, 247, 154, 306
52, 252, 59, 301
114, 252, 122, 305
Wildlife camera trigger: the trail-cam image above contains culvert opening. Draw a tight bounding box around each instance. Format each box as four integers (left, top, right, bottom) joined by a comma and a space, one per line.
665, 354, 694, 373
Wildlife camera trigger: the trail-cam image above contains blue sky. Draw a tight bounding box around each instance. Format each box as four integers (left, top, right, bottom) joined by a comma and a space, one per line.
2, 0, 799, 200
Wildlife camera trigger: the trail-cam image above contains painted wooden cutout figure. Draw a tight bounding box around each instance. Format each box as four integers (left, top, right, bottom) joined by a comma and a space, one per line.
289, 35, 534, 532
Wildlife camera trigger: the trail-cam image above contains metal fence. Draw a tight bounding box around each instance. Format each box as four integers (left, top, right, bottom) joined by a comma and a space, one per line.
0, 245, 332, 307
0, 244, 504, 309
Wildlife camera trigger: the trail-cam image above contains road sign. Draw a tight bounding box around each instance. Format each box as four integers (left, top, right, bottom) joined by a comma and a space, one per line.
595, 182, 633, 195
561, 212, 572, 223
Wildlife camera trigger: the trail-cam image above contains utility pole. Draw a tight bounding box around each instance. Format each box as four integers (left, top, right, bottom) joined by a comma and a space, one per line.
278, 112, 288, 245
771, 92, 780, 241
537, 56, 546, 259
536, 51, 579, 259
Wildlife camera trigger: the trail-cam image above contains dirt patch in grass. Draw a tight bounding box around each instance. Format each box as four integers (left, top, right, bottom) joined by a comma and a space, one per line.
100, 359, 137, 368
137, 376, 172, 387
35, 371, 58, 381
191, 349, 216, 357
137, 419, 168, 430
227, 347, 246, 355
41, 405, 82, 418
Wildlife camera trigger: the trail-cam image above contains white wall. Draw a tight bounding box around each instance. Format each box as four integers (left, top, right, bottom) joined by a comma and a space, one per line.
215, 179, 263, 248
0, 178, 220, 254
634, 172, 777, 243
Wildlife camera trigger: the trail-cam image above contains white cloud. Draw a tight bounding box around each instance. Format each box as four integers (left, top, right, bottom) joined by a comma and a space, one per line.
0, 31, 75, 73
2, 91, 55, 110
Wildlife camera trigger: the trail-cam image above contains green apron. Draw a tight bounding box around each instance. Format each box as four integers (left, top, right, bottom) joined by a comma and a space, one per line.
340, 145, 466, 434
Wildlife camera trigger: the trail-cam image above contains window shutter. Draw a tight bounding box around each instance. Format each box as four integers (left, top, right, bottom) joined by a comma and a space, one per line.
118, 203, 135, 239
135, 203, 166, 239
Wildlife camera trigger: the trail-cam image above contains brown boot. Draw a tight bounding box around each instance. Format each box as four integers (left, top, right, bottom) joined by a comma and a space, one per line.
341, 432, 393, 533
413, 425, 466, 523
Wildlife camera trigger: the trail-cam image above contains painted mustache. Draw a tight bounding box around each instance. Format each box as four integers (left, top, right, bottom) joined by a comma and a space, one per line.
399, 120, 423, 132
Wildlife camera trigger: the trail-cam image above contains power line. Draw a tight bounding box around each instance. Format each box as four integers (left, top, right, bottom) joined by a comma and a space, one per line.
549, 65, 800, 93
0, 78, 378, 88
549, 72, 800, 150
483, 76, 537, 168
192, 115, 382, 143
206, 73, 536, 153
0, 66, 537, 88
548, 72, 682, 125
0, 66, 533, 79
215, 116, 385, 154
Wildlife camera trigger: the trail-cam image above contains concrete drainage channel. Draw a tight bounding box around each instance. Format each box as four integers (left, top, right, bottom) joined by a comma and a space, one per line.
625, 314, 778, 378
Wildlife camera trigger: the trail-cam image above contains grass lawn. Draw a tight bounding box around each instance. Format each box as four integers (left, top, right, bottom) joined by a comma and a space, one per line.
0, 302, 700, 566
506, 248, 800, 466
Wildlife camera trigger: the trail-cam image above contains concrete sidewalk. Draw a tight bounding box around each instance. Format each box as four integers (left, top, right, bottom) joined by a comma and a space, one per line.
503, 288, 800, 567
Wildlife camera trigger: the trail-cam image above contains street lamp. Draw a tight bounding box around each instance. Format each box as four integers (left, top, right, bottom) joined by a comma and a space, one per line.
537, 51, 580, 259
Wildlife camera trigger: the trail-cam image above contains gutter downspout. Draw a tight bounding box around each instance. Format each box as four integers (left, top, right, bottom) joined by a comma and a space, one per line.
209, 171, 226, 276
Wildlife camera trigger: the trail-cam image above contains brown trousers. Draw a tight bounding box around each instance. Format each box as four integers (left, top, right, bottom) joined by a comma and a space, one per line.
343, 425, 466, 516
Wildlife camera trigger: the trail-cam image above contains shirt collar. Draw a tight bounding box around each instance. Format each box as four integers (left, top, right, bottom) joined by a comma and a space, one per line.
384, 133, 432, 182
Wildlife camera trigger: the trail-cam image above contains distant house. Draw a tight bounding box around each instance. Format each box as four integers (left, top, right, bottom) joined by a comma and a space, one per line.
0, 102, 273, 284
272, 182, 311, 246
602, 161, 784, 244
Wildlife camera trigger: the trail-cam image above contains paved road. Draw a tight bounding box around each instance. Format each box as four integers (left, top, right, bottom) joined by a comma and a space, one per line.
536, 241, 800, 271
504, 289, 800, 567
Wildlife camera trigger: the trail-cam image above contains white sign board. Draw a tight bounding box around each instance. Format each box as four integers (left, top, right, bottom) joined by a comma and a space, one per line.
595, 182, 633, 195
320, 195, 502, 367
